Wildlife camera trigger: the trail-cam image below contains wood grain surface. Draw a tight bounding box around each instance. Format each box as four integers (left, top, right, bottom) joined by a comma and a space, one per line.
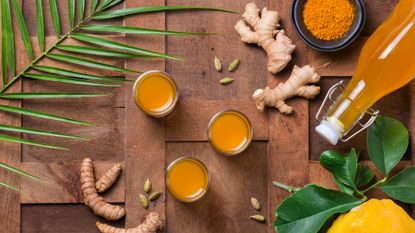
1, 0, 413, 233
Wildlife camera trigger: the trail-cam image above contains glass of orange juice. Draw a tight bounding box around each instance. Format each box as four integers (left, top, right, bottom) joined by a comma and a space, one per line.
207, 110, 253, 156
133, 70, 178, 117
166, 157, 209, 202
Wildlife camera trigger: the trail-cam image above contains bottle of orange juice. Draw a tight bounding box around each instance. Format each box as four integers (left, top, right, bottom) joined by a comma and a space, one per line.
316, 0, 415, 145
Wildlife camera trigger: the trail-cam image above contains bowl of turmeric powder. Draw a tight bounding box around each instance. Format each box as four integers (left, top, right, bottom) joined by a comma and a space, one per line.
291, 0, 365, 51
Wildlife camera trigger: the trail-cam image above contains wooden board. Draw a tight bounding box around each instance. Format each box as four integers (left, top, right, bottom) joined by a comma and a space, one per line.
0, 0, 414, 232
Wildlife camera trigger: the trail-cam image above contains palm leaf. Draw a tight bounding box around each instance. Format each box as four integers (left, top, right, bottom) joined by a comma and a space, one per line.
91, 0, 99, 13
93, 5, 237, 20
56, 45, 157, 59
3, 0, 15, 76
49, 0, 61, 38
1, 0, 8, 84
0, 181, 20, 191
0, 92, 111, 99
36, 0, 45, 51
0, 134, 67, 150
71, 33, 180, 60
47, 53, 140, 73
0, 124, 87, 140
0, 162, 45, 183
0, 105, 91, 126
24, 73, 121, 87
11, 0, 34, 59
33, 65, 125, 82
81, 24, 214, 36
78, 0, 85, 21
68, 0, 75, 28
99, 0, 123, 11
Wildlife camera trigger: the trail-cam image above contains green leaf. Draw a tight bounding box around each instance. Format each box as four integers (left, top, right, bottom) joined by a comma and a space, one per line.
1, 0, 8, 84
91, 0, 99, 13
80, 24, 214, 36
367, 115, 409, 176
0, 162, 45, 183
275, 185, 363, 233
99, 0, 123, 11
381, 167, 415, 204
71, 33, 180, 60
68, 0, 75, 28
93, 5, 237, 20
24, 73, 121, 87
0, 181, 20, 191
56, 45, 156, 59
0, 92, 111, 99
320, 149, 358, 191
11, 0, 34, 59
33, 66, 125, 82
0, 134, 67, 150
47, 53, 140, 73
0, 105, 91, 126
36, 0, 45, 51
2, 0, 15, 77
355, 164, 375, 188
78, 0, 85, 21
49, 0, 61, 38
0, 124, 86, 140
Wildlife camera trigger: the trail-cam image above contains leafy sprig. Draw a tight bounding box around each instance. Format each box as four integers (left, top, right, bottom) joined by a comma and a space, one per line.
273, 115, 415, 233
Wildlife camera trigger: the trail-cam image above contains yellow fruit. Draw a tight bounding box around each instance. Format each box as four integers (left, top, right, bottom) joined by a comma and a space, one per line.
328, 199, 415, 233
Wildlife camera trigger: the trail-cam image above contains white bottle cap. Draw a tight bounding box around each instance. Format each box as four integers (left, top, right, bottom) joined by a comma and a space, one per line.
316, 121, 341, 145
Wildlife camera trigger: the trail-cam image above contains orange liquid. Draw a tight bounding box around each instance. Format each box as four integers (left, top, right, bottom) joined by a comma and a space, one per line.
135, 72, 176, 116
326, 0, 415, 133
166, 158, 209, 202
209, 111, 252, 155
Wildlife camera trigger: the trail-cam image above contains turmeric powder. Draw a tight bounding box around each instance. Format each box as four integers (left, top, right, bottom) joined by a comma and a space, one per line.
303, 0, 355, 41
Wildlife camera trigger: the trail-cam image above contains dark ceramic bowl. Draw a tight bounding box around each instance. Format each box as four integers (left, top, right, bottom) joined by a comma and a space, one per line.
291, 0, 366, 52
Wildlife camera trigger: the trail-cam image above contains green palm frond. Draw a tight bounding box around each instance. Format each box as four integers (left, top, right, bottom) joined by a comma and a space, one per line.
0, 0, 233, 190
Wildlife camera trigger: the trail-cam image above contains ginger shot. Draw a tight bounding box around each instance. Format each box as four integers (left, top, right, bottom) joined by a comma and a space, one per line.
133, 70, 178, 117
208, 110, 253, 156
166, 157, 209, 202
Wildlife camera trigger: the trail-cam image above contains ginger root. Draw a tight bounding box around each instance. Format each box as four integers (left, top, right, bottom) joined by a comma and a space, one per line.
253, 65, 320, 114
81, 158, 125, 220
96, 163, 122, 193
235, 2, 295, 74
96, 212, 163, 233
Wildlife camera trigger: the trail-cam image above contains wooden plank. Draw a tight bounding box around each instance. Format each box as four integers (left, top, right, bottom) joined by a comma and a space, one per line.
166, 142, 268, 233
361, 0, 398, 36
166, 100, 268, 141
267, 0, 310, 231
124, 0, 166, 229
166, 0, 268, 101
309, 77, 412, 161
20, 161, 124, 204
22, 204, 125, 233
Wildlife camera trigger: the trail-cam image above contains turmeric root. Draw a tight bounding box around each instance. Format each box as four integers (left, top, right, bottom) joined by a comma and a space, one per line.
96, 163, 122, 193
252, 65, 320, 114
81, 158, 125, 220
235, 2, 295, 74
96, 212, 163, 233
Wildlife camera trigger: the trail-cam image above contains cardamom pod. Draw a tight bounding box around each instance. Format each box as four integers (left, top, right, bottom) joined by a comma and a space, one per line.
220, 77, 234, 85
214, 56, 222, 72
250, 214, 265, 223
139, 194, 149, 209
250, 197, 261, 211
149, 191, 162, 201
144, 179, 152, 193
228, 58, 240, 72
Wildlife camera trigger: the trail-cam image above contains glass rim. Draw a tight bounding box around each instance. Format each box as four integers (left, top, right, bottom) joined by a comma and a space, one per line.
207, 109, 253, 156
166, 157, 210, 203
132, 70, 179, 118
